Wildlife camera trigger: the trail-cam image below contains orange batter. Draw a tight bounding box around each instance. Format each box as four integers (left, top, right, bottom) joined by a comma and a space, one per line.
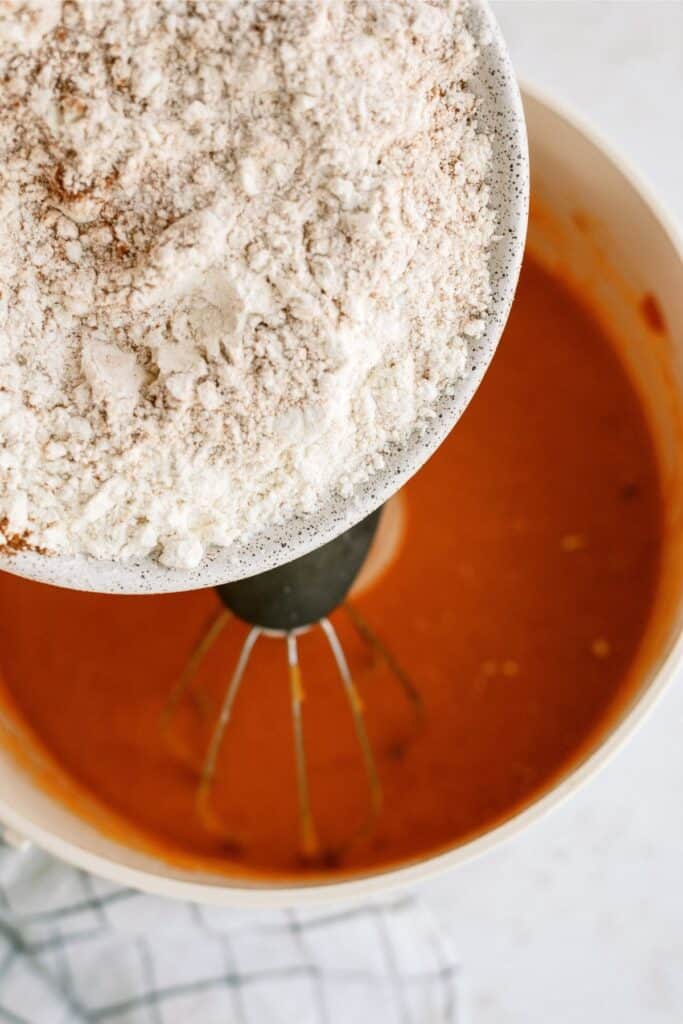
0, 256, 664, 878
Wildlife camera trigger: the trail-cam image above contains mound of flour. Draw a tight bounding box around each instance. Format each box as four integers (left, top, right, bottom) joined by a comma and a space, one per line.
0, 0, 493, 568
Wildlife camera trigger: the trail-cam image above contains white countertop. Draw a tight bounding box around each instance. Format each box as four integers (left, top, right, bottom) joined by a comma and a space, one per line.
421, 4, 683, 1022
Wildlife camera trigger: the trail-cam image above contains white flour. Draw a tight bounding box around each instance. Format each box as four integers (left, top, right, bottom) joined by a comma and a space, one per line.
0, 0, 493, 568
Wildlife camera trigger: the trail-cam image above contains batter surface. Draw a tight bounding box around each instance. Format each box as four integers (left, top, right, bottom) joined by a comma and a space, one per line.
0, 257, 664, 877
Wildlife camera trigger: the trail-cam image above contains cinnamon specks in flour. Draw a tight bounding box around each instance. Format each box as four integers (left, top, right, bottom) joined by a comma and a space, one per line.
0, 0, 493, 568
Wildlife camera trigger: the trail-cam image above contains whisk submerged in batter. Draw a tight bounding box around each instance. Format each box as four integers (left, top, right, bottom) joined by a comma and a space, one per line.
0, 0, 494, 568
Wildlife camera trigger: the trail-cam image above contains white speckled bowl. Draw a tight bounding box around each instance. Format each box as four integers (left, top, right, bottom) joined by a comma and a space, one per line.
0, 0, 528, 594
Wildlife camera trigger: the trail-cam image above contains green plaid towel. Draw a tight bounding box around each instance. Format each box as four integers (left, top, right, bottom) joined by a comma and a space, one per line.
0, 842, 459, 1023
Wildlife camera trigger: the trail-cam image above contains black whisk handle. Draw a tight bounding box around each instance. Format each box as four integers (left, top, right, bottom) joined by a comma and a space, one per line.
215, 508, 383, 631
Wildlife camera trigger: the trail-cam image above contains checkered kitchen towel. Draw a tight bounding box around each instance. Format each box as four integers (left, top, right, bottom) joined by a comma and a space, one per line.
0, 842, 459, 1023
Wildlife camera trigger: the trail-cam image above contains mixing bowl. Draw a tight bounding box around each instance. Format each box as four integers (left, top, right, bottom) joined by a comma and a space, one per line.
0, 87, 681, 906
0, 0, 528, 595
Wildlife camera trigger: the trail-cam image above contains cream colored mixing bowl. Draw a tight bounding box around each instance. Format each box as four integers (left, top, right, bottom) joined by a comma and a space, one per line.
0, 87, 681, 906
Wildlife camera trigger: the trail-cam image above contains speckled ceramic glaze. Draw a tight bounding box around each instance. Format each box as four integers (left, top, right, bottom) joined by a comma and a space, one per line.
0, 0, 529, 594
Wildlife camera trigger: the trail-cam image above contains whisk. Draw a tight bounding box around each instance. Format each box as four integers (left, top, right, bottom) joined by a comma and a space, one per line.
161, 507, 423, 864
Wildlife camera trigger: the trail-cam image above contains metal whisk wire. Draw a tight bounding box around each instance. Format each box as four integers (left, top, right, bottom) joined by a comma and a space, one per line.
159, 607, 232, 769
196, 624, 261, 837
161, 602, 421, 863
319, 618, 382, 832
286, 632, 319, 859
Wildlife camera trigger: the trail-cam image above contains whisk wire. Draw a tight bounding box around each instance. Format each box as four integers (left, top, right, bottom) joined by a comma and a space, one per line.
320, 617, 382, 839
161, 608, 232, 739
286, 633, 320, 860
160, 608, 232, 770
197, 624, 261, 832
344, 602, 423, 722
162, 586, 423, 861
